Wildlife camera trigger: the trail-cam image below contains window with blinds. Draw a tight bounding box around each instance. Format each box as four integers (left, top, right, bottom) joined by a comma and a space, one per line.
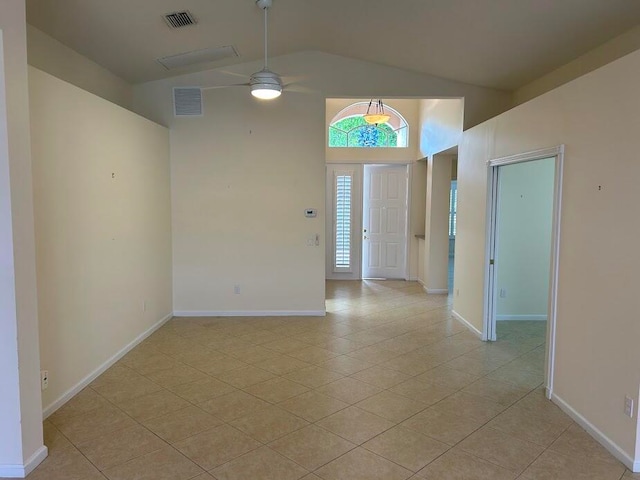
335, 174, 352, 270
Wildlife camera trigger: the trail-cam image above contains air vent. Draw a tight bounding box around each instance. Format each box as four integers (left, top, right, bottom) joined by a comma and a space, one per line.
158, 46, 239, 70
173, 87, 203, 117
164, 11, 197, 29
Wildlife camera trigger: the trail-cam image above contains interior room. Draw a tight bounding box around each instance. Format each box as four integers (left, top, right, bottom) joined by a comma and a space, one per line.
2, 0, 640, 478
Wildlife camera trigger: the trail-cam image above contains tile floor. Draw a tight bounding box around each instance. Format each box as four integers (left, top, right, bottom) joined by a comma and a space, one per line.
30, 280, 636, 479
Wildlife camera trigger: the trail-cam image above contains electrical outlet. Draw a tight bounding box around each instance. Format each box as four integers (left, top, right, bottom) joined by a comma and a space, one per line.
234, 284, 241, 295
499, 288, 507, 298
41, 370, 49, 391
624, 396, 634, 418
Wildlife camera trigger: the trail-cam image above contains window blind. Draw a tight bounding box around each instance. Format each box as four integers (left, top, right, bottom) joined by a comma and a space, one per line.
335, 175, 352, 269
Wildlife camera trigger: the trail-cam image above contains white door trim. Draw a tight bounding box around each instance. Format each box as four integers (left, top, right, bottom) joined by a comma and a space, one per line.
405, 163, 413, 281
483, 145, 564, 399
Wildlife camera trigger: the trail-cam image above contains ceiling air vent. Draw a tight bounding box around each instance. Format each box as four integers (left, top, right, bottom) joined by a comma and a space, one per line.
164, 11, 197, 29
173, 87, 203, 117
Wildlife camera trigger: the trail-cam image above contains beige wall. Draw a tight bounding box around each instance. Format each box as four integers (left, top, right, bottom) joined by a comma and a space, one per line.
419, 99, 464, 158
409, 161, 427, 281
424, 154, 453, 293
454, 49, 640, 465
0, 0, 45, 473
27, 25, 133, 110
169, 87, 326, 314
515, 25, 640, 106
29, 67, 172, 413
495, 158, 555, 319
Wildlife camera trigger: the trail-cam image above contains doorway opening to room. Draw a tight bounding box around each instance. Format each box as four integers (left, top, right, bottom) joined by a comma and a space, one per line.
484, 147, 564, 398
421, 150, 457, 296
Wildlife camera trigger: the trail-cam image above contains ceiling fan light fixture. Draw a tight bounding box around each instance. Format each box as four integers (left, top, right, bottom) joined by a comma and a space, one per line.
363, 99, 391, 125
251, 84, 282, 99
250, 69, 282, 100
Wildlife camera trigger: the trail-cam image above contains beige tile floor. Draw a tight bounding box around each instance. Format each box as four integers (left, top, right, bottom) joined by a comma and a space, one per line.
30, 280, 636, 479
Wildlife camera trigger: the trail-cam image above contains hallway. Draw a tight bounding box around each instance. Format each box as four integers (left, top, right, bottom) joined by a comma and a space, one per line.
31, 281, 632, 479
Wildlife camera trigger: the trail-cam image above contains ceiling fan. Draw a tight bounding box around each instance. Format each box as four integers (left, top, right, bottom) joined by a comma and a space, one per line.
203, 0, 288, 100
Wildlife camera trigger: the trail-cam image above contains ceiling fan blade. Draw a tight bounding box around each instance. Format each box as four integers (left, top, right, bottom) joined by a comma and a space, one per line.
280, 74, 306, 84
201, 83, 250, 90
283, 84, 318, 94
217, 69, 251, 79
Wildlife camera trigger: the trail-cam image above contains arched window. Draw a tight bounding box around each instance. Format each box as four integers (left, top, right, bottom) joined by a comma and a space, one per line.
328, 102, 408, 148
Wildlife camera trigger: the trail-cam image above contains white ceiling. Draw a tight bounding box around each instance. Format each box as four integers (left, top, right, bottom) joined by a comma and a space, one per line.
26, 0, 640, 90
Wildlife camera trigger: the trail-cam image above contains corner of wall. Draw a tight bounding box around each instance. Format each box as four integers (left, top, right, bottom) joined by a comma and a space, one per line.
26, 24, 133, 110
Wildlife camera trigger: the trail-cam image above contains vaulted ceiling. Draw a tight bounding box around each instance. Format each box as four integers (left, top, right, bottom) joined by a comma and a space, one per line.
26, 0, 640, 90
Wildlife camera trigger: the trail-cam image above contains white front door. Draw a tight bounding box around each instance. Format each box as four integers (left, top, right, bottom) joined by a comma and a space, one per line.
362, 165, 408, 279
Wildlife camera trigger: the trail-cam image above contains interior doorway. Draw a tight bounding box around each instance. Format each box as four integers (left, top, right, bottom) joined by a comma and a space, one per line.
484, 146, 564, 398
362, 164, 409, 279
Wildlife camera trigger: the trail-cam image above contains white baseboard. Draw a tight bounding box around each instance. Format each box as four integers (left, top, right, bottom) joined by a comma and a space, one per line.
551, 393, 638, 472
452, 310, 483, 338
497, 314, 547, 321
418, 281, 449, 296
173, 310, 326, 317
0, 445, 48, 478
42, 312, 173, 419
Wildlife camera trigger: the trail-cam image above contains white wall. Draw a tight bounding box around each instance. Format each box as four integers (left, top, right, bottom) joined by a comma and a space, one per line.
0, 1, 45, 476
29, 67, 172, 413
454, 49, 640, 466
26, 25, 132, 110
495, 158, 555, 319
419, 99, 464, 158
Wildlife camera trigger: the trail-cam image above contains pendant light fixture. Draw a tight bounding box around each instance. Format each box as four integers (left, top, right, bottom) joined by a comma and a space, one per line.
363, 99, 391, 125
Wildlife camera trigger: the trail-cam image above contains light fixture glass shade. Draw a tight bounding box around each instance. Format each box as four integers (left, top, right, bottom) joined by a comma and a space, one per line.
363, 99, 390, 125
363, 113, 390, 124
251, 84, 282, 99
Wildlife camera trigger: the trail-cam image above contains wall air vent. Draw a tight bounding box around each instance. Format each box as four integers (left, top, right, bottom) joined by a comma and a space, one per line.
158, 46, 239, 70
173, 87, 203, 117
164, 11, 197, 29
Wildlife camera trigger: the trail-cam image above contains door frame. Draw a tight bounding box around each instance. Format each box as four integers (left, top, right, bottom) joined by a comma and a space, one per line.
483, 145, 564, 399
362, 163, 410, 280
